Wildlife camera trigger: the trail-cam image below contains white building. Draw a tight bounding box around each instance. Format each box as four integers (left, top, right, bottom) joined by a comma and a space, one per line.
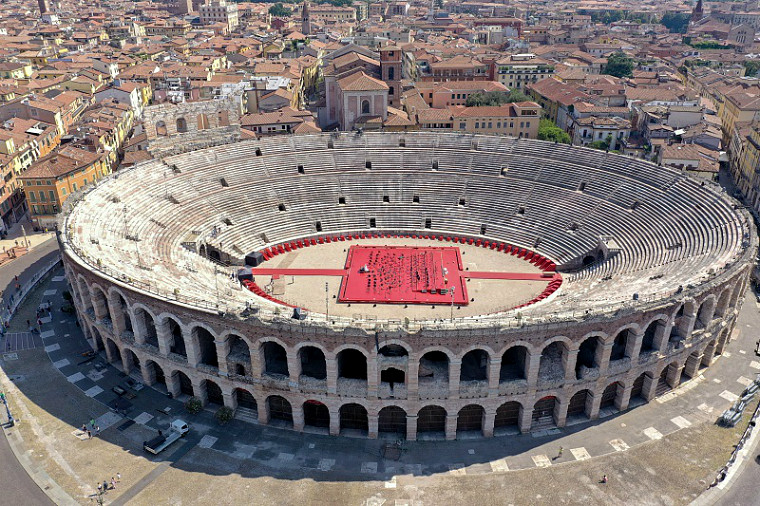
199, 0, 239, 31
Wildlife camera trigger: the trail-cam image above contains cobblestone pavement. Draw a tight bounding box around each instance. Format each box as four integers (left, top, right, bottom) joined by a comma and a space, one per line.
1, 266, 760, 505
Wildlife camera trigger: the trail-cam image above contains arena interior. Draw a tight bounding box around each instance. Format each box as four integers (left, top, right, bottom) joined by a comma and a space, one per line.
58, 132, 757, 440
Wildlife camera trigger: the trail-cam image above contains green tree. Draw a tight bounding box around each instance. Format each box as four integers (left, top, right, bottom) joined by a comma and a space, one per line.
268, 2, 292, 16
537, 119, 571, 144
603, 51, 635, 78
660, 12, 690, 34
465, 89, 530, 107
588, 135, 613, 151
744, 60, 760, 77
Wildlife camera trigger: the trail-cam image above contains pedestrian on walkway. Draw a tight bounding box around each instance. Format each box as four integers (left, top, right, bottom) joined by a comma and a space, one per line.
558, 446, 563, 457
97, 482, 102, 494
86, 429, 92, 439
90, 418, 95, 428
602, 474, 608, 484
96, 426, 100, 436
111, 477, 116, 490
116, 472, 121, 482
81, 423, 86, 433
103, 480, 109, 492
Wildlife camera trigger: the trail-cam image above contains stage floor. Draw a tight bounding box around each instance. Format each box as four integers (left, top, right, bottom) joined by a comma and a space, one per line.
339, 245, 469, 305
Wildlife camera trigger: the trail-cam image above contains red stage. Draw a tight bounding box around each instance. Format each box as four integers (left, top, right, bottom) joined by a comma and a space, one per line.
339, 245, 469, 305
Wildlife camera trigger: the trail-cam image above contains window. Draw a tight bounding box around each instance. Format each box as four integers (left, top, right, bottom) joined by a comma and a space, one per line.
389, 86, 394, 96
369, 217, 376, 228
49, 190, 55, 201
382, 195, 390, 203
83, 178, 87, 185
29, 192, 36, 202
460, 122, 466, 129
361, 100, 370, 115
39, 190, 46, 202
425, 218, 432, 229
315, 221, 322, 232
413, 195, 419, 203
338, 196, 346, 205
61, 187, 66, 196
475, 122, 479, 128
297, 164, 304, 174
458, 198, 466, 207
388, 67, 395, 81
73, 183, 77, 191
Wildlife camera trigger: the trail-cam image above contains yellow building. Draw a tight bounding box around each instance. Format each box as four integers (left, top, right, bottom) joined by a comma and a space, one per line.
417, 102, 541, 138
0, 62, 33, 79
718, 92, 760, 145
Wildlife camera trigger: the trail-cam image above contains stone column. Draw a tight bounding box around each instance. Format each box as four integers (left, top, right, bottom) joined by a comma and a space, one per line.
525, 350, 541, 388
329, 406, 340, 436
251, 347, 263, 379
120, 347, 133, 372
326, 356, 338, 395
445, 412, 457, 440
715, 329, 730, 355
258, 400, 270, 425
407, 354, 419, 400
406, 414, 418, 441
654, 322, 671, 353
367, 356, 379, 399
186, 332, 200, 367
133, 312, 147, 346
563, 349, 578, 382
156, 323, 171, 356
626, 332, 643, 365
488, 358, 501, 396
165, 371, 182, 398
448, 359, 462, 399
141, 361, 156, 386
642, 372, 658, 401
519, 403, 533, 433
368, 412, 379, 439
586, 391, 602, 420
701, 341, 717, 367
109, 298, 125, 336
597, 342, 614, 376
554, 397, 568, 428
222, 390, 237, 411
683, 353, 702, 379
193, 378, 208, 406
666, 364, 683, 388
615, 382, 633, 411
292, 403, 305, 432
682, 310, 697, 339
215, 338, 230, 376
482, 410, 496, 437
92, 294, 109, 322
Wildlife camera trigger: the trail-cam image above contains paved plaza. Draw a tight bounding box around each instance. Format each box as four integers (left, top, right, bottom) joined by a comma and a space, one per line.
0, 260, 758, 504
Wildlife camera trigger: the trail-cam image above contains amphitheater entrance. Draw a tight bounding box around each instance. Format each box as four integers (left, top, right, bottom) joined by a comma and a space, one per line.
500, 346, 527, 382
339, 403, 368, 436
299, 346, 327, 379
532, 396, 558, 429
417, 406, 446, 438
630, 372, 649, 406
261, 342, 289, 377
175, 371, 194, 397
136, 308, 158, 348
234, 389, 257, 417
456, 405, 485, 437
194, 327, 218, 369
167, 318, 187, 360
494, 401, 521, 435
418, 352, 449, 395
204, 380, 224, 406
576, 336, 601, 380
538, 342, 567, 384
378, 406, 407, 438
460, 349, 488, 382
567, 389, 591, 421
656, 363, 679, 395
267, 395, 293, 427
303, 400, 330, 431
226, 335, 251, 377
599, 382, 621, 412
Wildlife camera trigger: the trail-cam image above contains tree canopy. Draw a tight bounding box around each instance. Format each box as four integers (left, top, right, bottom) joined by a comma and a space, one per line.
268, 2, 292, 16
603, 51, 635, 78
744, 60, 760, 78
660, 12, 690, 34
537, 119, 571, 144
465, 89, 530, 107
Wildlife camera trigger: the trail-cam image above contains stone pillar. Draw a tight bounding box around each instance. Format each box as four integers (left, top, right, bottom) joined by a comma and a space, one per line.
597, 342, 614, 376
586, 391, 602, 420
626, 332, 643, 365
329, 406, 340, 436
445, 412, 457, 440
615, 382, 633, 411
406, 414, 418, 441
193, 378, 208, 406
554, 397, 568, 428
92, 294, 109, 322
702, 341, 717, 367
654, 322, 671, 353
563, 349, 578, 382
258, 400, 270, 425
223, 390, 237, 411
215, 338, 230, 376
133, 312, 147, 345
448, 359, 461, 399
525, 350, 541, 388
519, 403, 533, 433
715, 329, 729, 355
488, 358, 500, 396
186, 332, 201, 367
287, 351, 300, 391
642, 372, 658, 401
109, 298, 125, 336
141, 361, 156, 385
407, 354, 419, 400
326, 356, 338, 394
666, 364, 683, 388
156, 323, 171, 356
682, 310, 697, 339
251, 347, 263, 378
120, 347, 132, 372
165, 371, 181, 398
683, 353, 702, 379
292, 403, 305, 432
368, 412, 379, 439
367, 356, 378, 399
482, 410, 496, 437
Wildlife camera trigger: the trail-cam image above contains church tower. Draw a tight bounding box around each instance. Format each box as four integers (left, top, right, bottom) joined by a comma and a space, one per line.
380, 46, 402, 107
691, 0, 704, 23
302, 0, 311, 36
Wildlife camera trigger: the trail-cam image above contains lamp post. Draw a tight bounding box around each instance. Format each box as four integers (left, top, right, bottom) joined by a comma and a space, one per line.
325, 282, 329, 320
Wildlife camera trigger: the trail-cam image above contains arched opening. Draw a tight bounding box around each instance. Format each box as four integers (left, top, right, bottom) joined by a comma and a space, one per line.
303, 400, 330, 429
532, 396, 558, 429
630, 372, 649, 404
166, 317, 187, 359
582, 255, 595, 266
378, 406, 407, 437
715, 289, 731, 318
538, 342, 566, 383
418, 351, 449, 388
380, 367, 405, 384
78, 279, 93, 312
494, 401, 521, 433
125, 348, 140, 376
106, 338, 121, 365
567, 389, 591, 420
175, 371, 194, 397
694, 298, 714, 330
576, 336, 601, 379
298, 346, 326, 379
92, 288, 112, 322
460, 349, 488, 382
197, 113, 210, 130
337, 349, 367, 380
379, 345, 408, 358
204, 380, 224, 406
176, 117, 188, 133
600, 382, 621, 412
145, 360, 166, 388
135, 308, 158, 348
155, 120, 168, 136
226, 334, 251, 377
610, 329, 631, 361
456, 404, 485, 435
417, 405, 446, 435
641, 319, 663, 356
113, 293, 133, 334
499, 346, 527, 381
657, 362, 679, 395
261, 342, 289, 377
193, 327, 218, 368
361, 99, 370, 115
234, 388, 257, 415
668, 305, 686, 347
339, 403, 368, 435
267, 395, 293, 427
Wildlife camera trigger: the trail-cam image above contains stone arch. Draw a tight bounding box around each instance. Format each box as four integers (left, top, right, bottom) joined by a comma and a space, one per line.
378, 406, 407, 437
91, 325, 105, 351
460, 348, 489, 382
266, 395, 293, 427
532, 395, 558, 428
260, 340, 289, 377
576, 334, 602, 379
144, 359, 166, 387
418, 350, 450, 388
630, 371, 651, 404
91, 286, 111, 322
226, 333, 251, 376
176, 116, 188, 133
417, 405, 446, 435
567, 388, 592, 419
298, 345, 327, 379
456, 404, 485, 435
156, 120, 167, 136
190, 325, 219, 368
610, 326, 634, 362
134, 306, 158, 347
599, 381, 623, 411
303, 400, 330, 429
234, 388, 257, 414
124, 347, 140, 376
173, 370, 194, 396
641, 316, 667, 355
494, 401, 522, 432
538, 339, 569, 383
500, 344, 528, 381
668, 303, 688, 346
694, 295, 717, 330
106, 338, 122, 365
715, 287, 732, 318
162, 315, 187, 359
336, 348, 367, 380
77, 276, 93, 312
203, 379, 224, 406
339, 403, 369, 435
377, 340, 413, 356
729, 280, 744, 310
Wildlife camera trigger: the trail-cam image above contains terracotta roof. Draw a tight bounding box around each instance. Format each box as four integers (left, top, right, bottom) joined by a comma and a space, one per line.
337, 71, 388, 91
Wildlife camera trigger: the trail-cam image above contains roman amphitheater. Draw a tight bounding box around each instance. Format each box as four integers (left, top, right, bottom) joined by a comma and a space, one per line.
58, 131, 756, 441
